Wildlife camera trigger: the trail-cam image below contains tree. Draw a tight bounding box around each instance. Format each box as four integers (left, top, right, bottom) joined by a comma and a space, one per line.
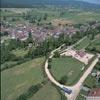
54, 51, 60, 58
43, 13, 48, 20
59, 75, 68, 85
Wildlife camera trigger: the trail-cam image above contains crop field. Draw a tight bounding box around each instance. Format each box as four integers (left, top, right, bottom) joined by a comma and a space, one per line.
84, 75, 96, 88
1, 57, 45, 100
29, 83, 61, 100
83, 74, 99, 88
50, 56, 85, 85
75, 37, 91, 50
87, 35, 100, 53
60, 11, 100, 24
76, 90, 88, 100
1, 8, 100, 26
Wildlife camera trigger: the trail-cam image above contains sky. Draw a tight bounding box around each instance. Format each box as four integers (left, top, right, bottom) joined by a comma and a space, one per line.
76, 0, 100, 4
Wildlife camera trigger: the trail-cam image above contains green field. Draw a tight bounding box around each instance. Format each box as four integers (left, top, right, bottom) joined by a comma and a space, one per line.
1, 57, 45, 100
12, 49, 28, 57
1, 8, 100, 25
83, 74, 97, 88
60, 11, 100, 24
50, 56, 85, 85
76, 90, 88, 100
87, 37, 100, 53
29, 83, 61, 100
75, 37, 91, 50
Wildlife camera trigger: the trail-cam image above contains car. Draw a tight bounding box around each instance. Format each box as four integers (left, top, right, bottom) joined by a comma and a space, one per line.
61, 87, 72, 94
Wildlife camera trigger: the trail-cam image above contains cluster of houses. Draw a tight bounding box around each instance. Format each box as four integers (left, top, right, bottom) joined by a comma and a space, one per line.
0, 22, 79, 42
1, 21, 100, 43
86, 88, 100, 100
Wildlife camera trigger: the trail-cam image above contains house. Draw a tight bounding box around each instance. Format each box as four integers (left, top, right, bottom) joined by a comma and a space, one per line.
86, 88, 100, 100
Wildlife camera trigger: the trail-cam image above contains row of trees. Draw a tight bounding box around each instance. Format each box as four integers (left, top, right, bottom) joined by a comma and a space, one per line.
1, 31, 34, 64
22, 11, 48, 25
27, 27, 100, 59
17, 80, 47, 100
1, 24, 99, 69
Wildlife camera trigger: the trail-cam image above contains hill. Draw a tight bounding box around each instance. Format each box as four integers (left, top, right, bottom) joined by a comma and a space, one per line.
1, 0, 100, 11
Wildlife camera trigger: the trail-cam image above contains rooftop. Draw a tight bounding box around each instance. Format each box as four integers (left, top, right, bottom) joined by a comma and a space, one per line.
88, 88, 100, 97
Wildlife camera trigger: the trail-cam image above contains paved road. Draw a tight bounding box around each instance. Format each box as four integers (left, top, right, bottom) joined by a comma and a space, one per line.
44, 37, 99, 100
66, 58, 99, 100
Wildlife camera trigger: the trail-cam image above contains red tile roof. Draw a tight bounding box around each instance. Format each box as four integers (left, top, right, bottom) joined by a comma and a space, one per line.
88, 88, 100, 97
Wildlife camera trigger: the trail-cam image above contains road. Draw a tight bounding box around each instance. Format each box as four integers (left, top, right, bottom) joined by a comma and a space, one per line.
66, 58, 99, 100
44, 37, 99, 100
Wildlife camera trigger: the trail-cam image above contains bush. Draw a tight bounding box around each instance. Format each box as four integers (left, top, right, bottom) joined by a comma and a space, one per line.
59, 75, 68, 85
17, 84, 42, 100
54, 51, 60, 58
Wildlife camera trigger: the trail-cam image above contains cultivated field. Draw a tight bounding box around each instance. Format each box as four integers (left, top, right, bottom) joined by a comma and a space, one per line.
50, 56, 85, 85
1, 8, 100, 26
87, 35, 100, 53
29, 83, 61, 100
75, 37, 91, 50
1, 57, 45, 100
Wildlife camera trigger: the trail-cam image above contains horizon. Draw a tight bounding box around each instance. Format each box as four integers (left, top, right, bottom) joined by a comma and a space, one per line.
1, 0, 100, 5
76, 0, 100, 4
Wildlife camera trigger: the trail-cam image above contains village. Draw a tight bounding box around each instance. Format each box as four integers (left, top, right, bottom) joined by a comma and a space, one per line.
1, 20, 100, 43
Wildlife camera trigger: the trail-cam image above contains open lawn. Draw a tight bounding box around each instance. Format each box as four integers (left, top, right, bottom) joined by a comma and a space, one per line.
12, 49, 28, 57
1, 57, 45, 100
75, 36, 91, 50
50, 56, 85, 85
29, 83, 61, 100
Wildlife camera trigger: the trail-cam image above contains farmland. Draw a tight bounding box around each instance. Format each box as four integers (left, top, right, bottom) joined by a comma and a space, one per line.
50, 56, 85, 85
87, 35, 100, 53
75, 36, 91, 50
29, 83, 61, 100
1, 57, 45, 100
83, 75, 97, 88
1, 7, 100, 26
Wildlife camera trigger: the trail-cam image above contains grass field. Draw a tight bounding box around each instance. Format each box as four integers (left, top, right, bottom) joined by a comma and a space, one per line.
1, 57, 45, 100
83, 74, 97, 88
75, 37, 91, 50
76, 90, 88, 100
12, 49, 28, 57
60, 11, 100, 24
87, 36, 100, 53
29, 83, 61, 100
50, 56, 85, 85
1, 8, 100, 26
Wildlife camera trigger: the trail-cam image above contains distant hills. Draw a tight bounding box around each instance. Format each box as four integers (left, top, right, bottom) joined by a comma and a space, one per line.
1, 0, 100, 10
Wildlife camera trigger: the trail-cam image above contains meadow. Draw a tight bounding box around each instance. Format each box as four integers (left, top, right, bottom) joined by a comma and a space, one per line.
1, 8, 100, 26
29, 83, 61, 100
1, 57, 45, 100
12, 49, 28, 57
50, 56, 85, 85
75, 36, 91, 50
87, 35, 100, 53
